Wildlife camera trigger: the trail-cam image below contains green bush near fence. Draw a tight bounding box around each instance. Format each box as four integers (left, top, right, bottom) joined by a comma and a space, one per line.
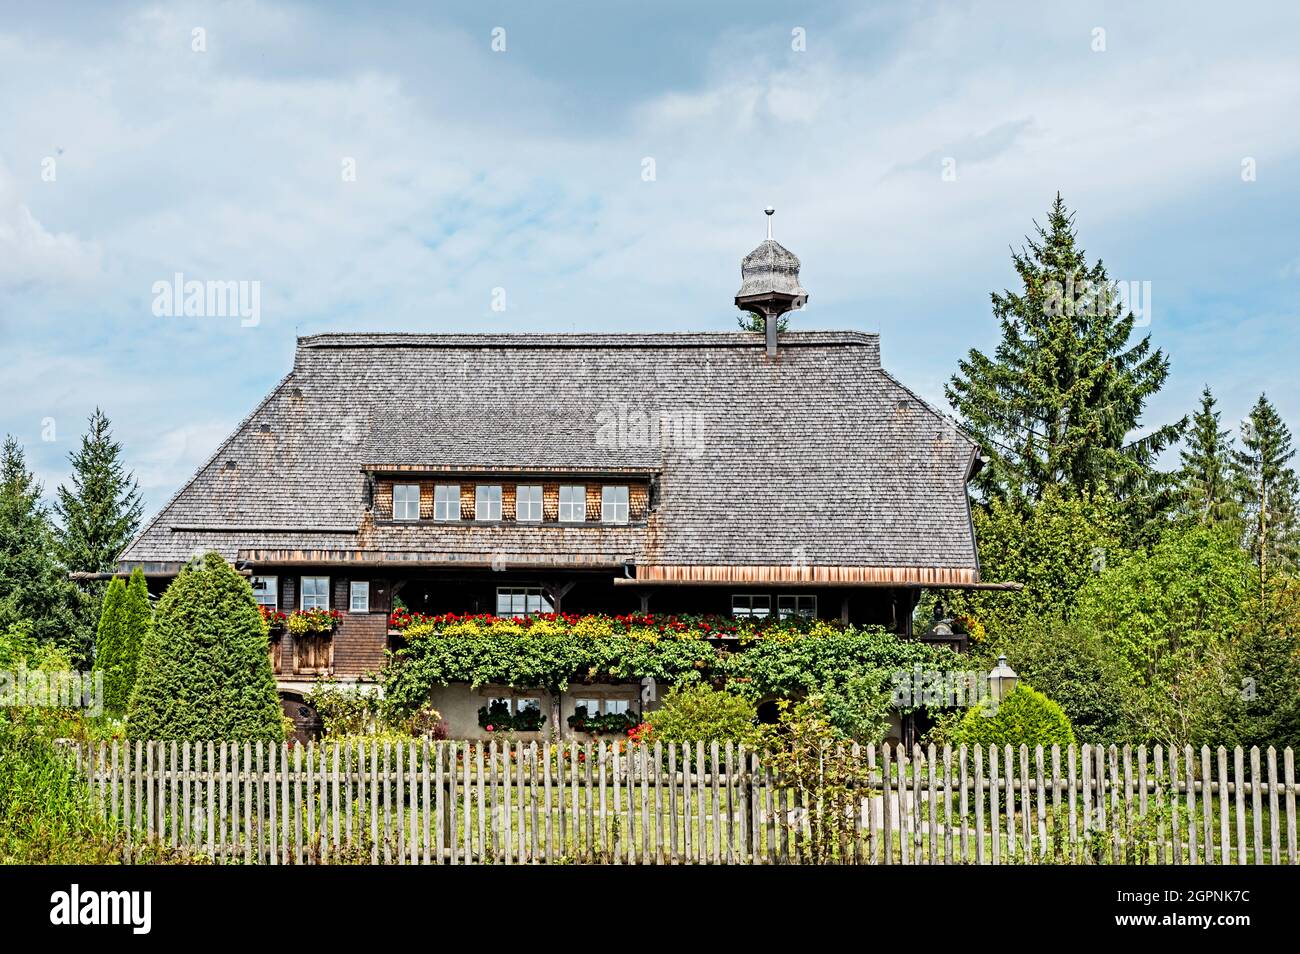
644, 684, 757, 744
949, 683, 1076, 748
126, 552, 283, 743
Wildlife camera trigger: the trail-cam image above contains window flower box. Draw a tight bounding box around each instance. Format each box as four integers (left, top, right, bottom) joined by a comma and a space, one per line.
287, 608, 341, 635
567, 706, 641, 736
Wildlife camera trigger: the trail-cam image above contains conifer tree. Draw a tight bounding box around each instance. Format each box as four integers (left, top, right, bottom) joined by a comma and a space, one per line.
54, 409, 142, 573
127, 552, 283, 742
0, 436, 81, 654
1232, 394, 1300, 585
120, 568, 152, 710
1178, 386, 1239, 526
946, 195, 1183, 507
93, 577, 129, 712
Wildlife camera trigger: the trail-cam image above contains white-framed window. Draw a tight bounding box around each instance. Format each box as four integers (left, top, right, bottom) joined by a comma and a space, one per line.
393, 484, 420, 521
495, 586, 554, 617
301, 576, 330, 611
516, 484, 543, 522
251, 575, 278, 610
732, 594, 771, 618
349, 581, 369, 613
434, 484, 460, 521
558, 485, 586, 522
777, 594, 817, 619
475, 484, 502, 521
601, 485, 630, 524
486, 694, 542, 716
573, 696, 635, 717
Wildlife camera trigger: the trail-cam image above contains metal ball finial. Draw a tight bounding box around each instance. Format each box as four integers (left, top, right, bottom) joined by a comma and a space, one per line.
764, 206, 774, 239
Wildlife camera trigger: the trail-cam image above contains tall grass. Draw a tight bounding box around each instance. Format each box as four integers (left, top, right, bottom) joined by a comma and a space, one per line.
0, 710, 128, 863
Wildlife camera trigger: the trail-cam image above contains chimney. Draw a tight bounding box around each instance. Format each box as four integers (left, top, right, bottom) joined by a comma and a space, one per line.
734, 207, 808, 356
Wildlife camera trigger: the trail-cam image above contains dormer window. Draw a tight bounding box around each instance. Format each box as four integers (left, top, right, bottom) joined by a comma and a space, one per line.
601, 485, 630, 524
475, 484, 502, 521
393, 484, 420, 521
434, 484, 460, 521
516, 485, 543, 522
558, 485, 586, 523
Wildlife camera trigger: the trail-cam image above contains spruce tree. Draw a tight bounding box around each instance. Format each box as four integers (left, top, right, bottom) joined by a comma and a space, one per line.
1178, 386, 1239, 526
93, 577, 129, 712
127, 552, 283, 742
1232, 394, 1300, 585
54, 409, 142, 573
946, 195, 1184, 506
0, 436, 82, 655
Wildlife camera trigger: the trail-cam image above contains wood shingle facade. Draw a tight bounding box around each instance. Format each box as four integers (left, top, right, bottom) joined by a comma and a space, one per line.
118, 329, 991, 704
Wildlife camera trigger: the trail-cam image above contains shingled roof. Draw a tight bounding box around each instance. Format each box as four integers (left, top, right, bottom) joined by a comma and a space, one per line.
119, 331, 982, 584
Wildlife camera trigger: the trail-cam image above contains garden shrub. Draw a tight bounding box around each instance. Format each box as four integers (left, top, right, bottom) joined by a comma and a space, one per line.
644, 684, 756, 744
127, 552, 283, 742
94, 569, 151, 713
949, 683, 1076, 748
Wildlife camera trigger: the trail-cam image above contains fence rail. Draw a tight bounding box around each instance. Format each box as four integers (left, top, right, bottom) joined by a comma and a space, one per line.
73, 740, 1298, 864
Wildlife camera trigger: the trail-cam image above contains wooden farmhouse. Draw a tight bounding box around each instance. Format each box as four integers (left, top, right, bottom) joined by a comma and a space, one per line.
116, 225, 1003, 738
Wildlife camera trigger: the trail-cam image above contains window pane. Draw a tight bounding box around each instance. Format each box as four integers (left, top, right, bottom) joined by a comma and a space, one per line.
777, 594, 816, 619
475, 485, 502, 520
434, 484, 460, 520
251, 575, 278, 608
601, 485, 629, 524
559, 485, 585, 522
393, 484, 420, 520
732, 594, 770, 618
495, 590, 512, 616
516, 485, 542, 522
604, 699, 630, 715
302, 577, 329, 610
350, 581, 369, 613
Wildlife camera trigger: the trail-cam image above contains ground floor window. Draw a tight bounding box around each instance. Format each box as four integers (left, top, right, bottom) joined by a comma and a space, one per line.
479, 690, 546, 732
496, 586, 553, 617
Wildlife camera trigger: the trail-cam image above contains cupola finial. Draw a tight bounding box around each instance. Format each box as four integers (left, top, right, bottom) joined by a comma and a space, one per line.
735, 208, 808, 358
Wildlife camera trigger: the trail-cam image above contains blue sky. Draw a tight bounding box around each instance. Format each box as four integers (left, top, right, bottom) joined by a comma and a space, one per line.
2, 0, 1299, 515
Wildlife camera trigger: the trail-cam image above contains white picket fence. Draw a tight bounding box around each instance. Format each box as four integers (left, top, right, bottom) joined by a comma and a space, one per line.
74, 740, 1298, 864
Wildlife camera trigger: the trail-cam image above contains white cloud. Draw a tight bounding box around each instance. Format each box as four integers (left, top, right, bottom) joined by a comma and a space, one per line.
0, 163, 101, 289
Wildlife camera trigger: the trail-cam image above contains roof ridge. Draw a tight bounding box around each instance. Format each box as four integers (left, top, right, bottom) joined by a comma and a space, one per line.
297, 330, 879, 349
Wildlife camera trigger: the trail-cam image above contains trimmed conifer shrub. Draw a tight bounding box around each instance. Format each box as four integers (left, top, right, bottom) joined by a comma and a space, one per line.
120, 567, 152, 709
950, 683, 1076, 748
92, 577, 128, 712
126, 552, 284, 742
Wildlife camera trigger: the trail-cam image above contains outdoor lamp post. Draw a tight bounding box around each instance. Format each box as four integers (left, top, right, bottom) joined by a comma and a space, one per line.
988, 654, 1019, 703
